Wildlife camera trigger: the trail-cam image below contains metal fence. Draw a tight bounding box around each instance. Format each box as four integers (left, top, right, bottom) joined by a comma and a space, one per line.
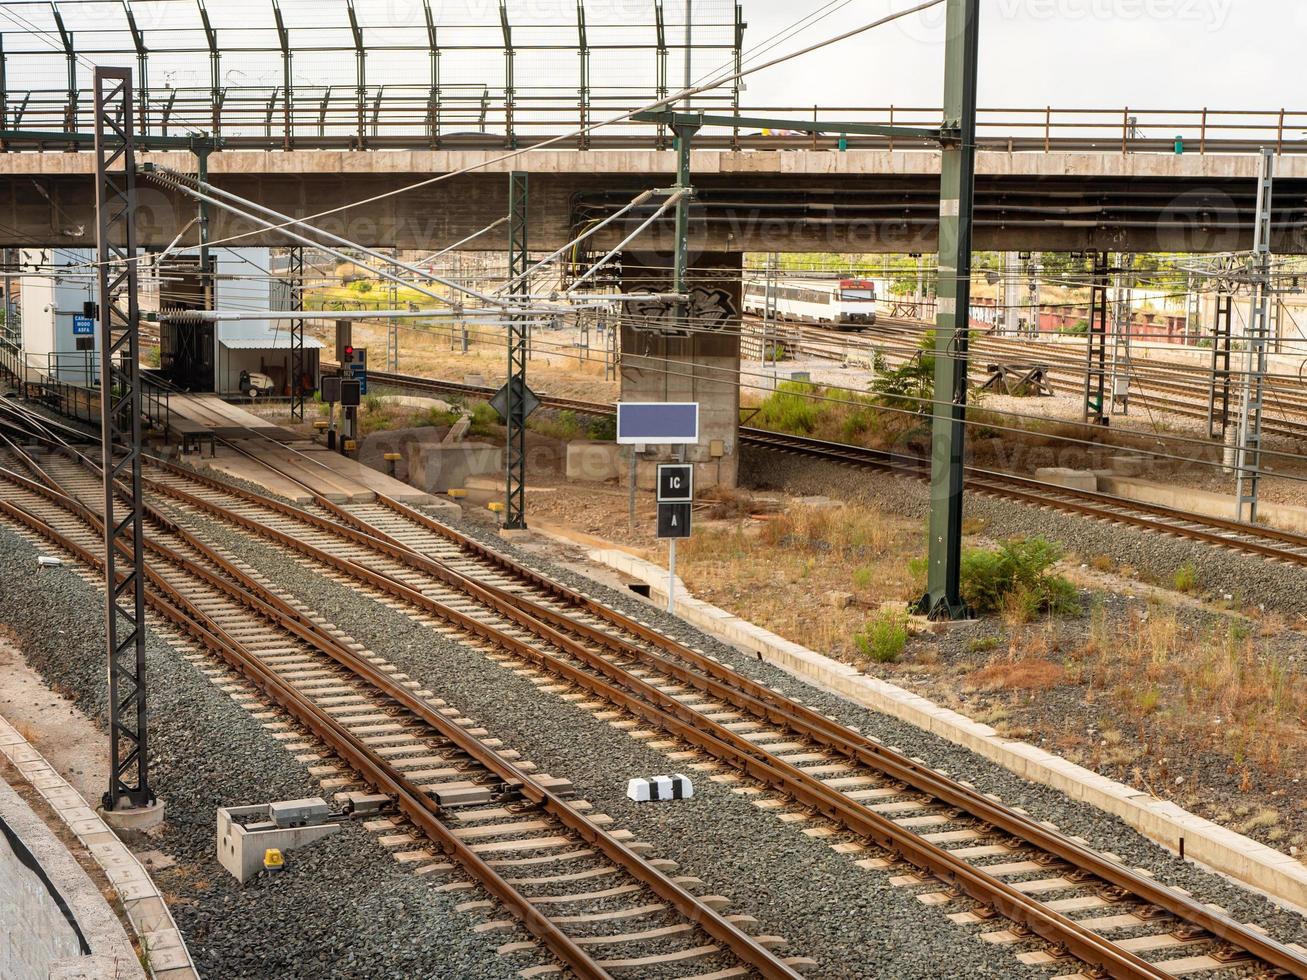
0, 0, 743, 149
2, 97, 1302, 153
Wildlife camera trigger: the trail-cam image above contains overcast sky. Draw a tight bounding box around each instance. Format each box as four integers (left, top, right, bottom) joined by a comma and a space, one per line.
733, 0, 1298, 112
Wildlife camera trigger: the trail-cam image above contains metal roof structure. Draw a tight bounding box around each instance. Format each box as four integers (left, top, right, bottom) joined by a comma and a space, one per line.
0, 0, 742, 147
219, 334, 325, 349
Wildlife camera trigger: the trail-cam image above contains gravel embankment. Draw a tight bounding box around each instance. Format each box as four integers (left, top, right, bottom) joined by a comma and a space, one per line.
192, 511, 1050, 979
0, 526, 522, 980
743, 449, 1307, 619
438, 507, 1307, 953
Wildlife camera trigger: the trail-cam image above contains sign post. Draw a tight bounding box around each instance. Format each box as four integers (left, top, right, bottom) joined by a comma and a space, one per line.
321, 375, 341, 450
656, 462, 693, 612
617, 402, 699, 612
339, 377, 361, 451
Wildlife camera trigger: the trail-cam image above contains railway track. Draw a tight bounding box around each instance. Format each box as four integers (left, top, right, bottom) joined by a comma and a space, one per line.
3, 394, 1307, 977
361, 369, 1307, 571
762, 316, 1307, 443
0, 429, 803, 980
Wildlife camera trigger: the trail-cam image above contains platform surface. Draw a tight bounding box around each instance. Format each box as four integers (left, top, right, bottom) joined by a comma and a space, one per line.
189, 440, 435, 506
168, 395, 298, 441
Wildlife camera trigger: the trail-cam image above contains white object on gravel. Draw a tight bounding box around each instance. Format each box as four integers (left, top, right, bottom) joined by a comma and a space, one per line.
626, 774, 693, 802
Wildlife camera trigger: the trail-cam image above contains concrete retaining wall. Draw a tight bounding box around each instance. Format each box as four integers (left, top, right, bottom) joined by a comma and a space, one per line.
562, 539, 1307, 912
0, 777, 141, 980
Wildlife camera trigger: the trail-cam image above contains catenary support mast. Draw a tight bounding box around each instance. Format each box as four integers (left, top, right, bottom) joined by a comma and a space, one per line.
93, 66, 153, 814
917, 0, 980, 620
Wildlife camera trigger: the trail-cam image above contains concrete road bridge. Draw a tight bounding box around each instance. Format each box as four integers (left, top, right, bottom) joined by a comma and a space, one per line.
2, 136, 1306, 255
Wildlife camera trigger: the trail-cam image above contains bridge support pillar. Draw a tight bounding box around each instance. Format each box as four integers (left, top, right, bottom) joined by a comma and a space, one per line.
619, 251, 741, 491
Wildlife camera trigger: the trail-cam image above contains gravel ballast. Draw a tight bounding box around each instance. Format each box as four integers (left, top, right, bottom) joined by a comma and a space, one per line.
0, 525, 521, 980
443, 506, 1307, 949
191, 506, 1049, 979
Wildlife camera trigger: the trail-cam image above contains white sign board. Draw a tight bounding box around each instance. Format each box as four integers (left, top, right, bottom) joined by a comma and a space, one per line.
616, 402, 699, 445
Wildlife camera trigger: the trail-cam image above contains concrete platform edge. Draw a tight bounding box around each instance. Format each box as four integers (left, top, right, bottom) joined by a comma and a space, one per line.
0, 713, 199, 980
542, 532, 1307, 912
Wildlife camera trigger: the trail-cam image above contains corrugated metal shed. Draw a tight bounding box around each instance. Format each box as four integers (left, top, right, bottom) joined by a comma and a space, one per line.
219, 336, 325, 350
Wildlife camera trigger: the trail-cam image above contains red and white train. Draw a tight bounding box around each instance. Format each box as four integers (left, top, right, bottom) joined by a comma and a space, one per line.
742, 277, 878, 330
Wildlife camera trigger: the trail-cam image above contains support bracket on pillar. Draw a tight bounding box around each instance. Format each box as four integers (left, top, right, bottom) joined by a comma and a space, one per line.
916, 0, 979, 621
504, 171, 529, 530
94, 66, 153, 813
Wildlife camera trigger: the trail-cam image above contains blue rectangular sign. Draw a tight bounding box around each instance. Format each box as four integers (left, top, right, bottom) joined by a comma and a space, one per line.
616, 402, 699, 445
72, 315, 94, 336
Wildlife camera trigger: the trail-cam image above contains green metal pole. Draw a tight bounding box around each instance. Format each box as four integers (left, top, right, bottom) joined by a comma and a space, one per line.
917, 0, 979, 620
671, 119, 698, 302
195, 145, 212, 311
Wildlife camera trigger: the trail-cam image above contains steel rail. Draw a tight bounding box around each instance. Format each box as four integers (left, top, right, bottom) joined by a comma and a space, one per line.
223, 451, 1307, 979
848, 319, 1307, 441
136, 468, 1168, 978
359, 370, 1307, 568
5, 403, 1305, 975
0, 440, 801, 980
140, 447, 1303, 978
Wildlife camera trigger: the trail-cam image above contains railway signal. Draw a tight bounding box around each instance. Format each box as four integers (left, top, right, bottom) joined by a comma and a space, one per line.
656, 462, 693, 612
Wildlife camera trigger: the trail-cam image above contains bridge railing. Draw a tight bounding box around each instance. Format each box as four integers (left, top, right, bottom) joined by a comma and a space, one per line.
1, 92, 1303, 153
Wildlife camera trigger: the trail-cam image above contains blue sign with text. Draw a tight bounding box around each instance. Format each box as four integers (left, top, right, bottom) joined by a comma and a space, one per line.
72, 315, 95, 336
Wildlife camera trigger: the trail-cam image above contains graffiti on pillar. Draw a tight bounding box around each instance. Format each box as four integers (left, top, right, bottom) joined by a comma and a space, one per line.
622, 286, 736, 337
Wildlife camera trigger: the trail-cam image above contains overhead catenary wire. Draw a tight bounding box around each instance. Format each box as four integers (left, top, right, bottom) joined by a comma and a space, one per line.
348, 314, 1307, 486
167, 0, 948, 255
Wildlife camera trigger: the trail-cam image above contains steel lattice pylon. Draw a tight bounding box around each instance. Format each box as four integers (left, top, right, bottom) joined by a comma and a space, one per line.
1234, 148, 1276, 523
94, 66, 153, 812
504, 171, 529, 530
1082, 251, 1110, 425
289, 245, 305, 420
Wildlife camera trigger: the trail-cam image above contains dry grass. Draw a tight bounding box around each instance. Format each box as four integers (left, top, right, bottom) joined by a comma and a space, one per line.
308, 319, 620, 404
676, 502, 923, 661
1072, 601, 1306, 770
967, 656, 1065, 692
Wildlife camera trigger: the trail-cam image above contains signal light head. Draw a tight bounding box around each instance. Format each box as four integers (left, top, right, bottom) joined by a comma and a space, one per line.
343, 345, 355, 363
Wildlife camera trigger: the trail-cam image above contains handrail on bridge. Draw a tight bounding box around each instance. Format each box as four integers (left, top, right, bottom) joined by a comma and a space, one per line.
0, 96, 1301, 153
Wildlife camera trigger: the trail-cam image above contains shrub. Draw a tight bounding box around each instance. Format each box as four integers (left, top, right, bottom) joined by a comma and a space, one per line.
469, 401, 500, 436
1172, 562, 1198, 593
529, 409, 586, 441
421, 406, 461, 428
870, 332, 935, 414
960, 536, 1079, 618
851, 566, 875, 591
750, 381, 823, 434
349, 279, 373, 294
587, 414, 617, 441
363, 393, 384, 413
855, 610, 908, 663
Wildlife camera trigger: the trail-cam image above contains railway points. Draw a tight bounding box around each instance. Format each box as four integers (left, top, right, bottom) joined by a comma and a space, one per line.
2, 1, 1307, 977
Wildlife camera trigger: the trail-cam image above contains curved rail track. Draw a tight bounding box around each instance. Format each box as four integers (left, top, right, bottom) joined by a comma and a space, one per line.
361, 369, 1307, 571
0, 421, 802, 980
2, 394, 1307, 978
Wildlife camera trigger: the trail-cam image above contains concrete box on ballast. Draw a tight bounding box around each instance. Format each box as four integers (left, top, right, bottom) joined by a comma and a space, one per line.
217, 799, 339, 884
269, 798, 332, 829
